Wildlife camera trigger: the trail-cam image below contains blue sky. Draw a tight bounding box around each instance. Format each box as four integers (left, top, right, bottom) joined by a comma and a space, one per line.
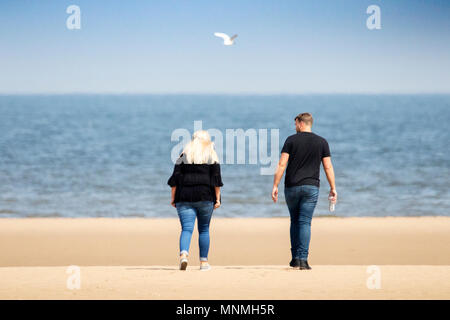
0, 0, 449, 94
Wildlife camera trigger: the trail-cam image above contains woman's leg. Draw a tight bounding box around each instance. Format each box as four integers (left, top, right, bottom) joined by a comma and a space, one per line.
176, 203, 197, 257
196, 202, 214, 261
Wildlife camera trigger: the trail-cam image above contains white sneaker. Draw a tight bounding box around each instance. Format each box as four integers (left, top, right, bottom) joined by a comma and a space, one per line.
180, 257, 188, 270
200, 263, 211, 271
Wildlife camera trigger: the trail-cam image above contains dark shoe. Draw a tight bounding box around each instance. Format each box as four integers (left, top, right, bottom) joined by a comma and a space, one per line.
299, 260, 312, 270
289, 258, 301, 268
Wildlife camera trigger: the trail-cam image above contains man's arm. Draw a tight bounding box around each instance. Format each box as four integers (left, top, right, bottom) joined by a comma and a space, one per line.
272, 152, 289, 203
322, 156, 337, 202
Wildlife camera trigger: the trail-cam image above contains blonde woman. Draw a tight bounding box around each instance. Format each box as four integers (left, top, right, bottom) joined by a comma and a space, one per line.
168, 130, 223, 271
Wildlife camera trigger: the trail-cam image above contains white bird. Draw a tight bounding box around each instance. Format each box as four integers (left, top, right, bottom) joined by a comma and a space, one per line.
214, 32, 238, 46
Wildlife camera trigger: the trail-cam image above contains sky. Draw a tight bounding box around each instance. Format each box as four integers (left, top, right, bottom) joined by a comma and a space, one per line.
0, 0, 449, 94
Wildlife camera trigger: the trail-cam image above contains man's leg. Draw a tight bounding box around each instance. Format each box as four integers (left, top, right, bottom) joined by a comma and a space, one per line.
298, 186, 319, 261
284, 187, 301, 260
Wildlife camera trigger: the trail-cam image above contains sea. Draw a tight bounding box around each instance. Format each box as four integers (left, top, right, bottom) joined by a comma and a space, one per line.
0, 94, 449, 217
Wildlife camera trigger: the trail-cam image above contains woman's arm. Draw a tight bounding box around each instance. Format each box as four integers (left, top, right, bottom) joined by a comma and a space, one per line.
171, 186, 177, 207
168, 159, 182, 208
210, 163, 223, 210
214, 186, 221, 209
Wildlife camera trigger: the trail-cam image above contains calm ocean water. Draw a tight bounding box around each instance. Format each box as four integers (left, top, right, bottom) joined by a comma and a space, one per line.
0, 94, 449, 218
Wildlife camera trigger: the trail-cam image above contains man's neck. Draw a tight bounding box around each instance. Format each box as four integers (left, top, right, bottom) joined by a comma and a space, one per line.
299, 128, 312, 133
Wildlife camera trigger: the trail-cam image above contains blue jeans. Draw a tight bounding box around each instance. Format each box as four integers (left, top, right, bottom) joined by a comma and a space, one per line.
176, 201, 214, 261
284, 185, 319, 260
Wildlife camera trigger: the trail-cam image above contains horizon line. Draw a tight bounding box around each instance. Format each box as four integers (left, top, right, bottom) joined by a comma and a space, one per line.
1, 91, 450, 96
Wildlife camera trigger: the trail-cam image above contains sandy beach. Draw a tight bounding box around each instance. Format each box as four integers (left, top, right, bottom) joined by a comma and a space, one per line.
0, 217, 449, 299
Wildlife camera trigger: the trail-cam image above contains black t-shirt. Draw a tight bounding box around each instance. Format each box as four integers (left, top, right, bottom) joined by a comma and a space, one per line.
167, 155, 223, 203
281, 132, 331, 188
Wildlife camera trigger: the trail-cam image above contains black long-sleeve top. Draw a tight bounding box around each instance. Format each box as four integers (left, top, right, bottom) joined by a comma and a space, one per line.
167, 155, 223, 203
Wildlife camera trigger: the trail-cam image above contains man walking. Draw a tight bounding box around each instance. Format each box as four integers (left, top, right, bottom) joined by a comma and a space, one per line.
272, 113, 337, 270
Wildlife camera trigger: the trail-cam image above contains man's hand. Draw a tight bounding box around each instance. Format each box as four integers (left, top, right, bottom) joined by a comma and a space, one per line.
171, 199, 176, 208
214, 200, 221, 210
329, 189, 337, 203
272, 185, 279, 203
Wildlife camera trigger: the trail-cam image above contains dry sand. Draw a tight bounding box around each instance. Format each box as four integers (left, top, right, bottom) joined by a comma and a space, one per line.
0, 217, 449, 299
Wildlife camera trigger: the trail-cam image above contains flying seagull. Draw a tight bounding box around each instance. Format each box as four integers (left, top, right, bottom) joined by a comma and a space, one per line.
214, 33, 238, 46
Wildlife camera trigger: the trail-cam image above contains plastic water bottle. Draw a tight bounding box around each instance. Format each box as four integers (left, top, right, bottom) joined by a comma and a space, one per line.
328, 196, 336, 212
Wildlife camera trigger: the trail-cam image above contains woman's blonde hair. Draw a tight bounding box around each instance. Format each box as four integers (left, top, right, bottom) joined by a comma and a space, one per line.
182, 130, 219, 164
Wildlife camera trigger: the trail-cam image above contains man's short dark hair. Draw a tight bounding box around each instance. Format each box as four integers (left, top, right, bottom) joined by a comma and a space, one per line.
295, 113, 313, 126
